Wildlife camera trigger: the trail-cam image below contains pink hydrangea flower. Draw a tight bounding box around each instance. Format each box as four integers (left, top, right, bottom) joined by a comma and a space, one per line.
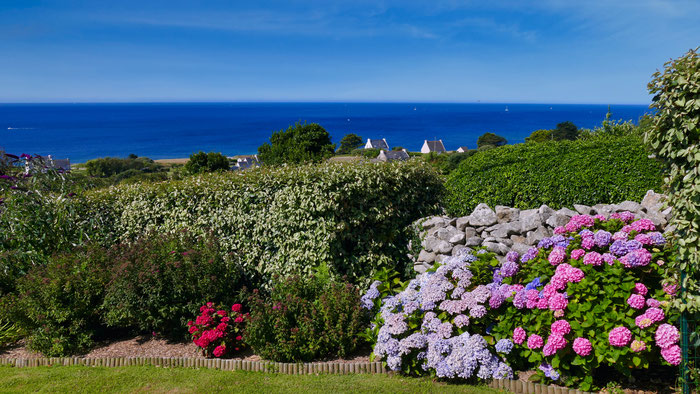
548, 293, 568, 311
627, 294, 645, 309
630, 340, 646, 353
565, 215, 595, 232
663, 283, 678, 296
551, 320, 571, 335
633, 283, 648, 296
646, 298, 661, 308
537, 297, 549, 310
661, 345, 682, 365
602, 253, 616, 265
543, 334, 567, 356
573, 337, 592, 356
583, 251, 603, 266
630, 218, 656, 232
513, 327, 526, 345
634, 234, 652, 245
655, 324, 679, 349
635, 314, 653, 329
594, 214, 606, 221
571, 249, 585, 260
549, 274, 568, 291
527, 334, 544, 349
581, 237, 595, 250
553, 226, 566, 235
608, 327, 632, 347
646, 307, 665, 323
548, 246, 567, 265
612, 231, 629, 241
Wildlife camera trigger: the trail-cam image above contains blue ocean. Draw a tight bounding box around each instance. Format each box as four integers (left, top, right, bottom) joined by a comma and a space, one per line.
0, 103, 652, 163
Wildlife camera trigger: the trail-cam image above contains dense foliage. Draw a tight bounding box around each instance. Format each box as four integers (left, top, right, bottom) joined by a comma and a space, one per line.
551, 121, 579, 141
476, 132, 507, 148
337, 133, 364, 154
245, 275, 368, 362
257, 122, 336, 165
184, 151, 230, 174
645, 47, 700, 313
84, 156, 163, 177
366, 213, 680, 391
444, 136, 664, 216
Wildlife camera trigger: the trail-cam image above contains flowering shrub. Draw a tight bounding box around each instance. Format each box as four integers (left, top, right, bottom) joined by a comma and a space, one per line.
187, 302, 248, 358
245, 275, 368, 362
363, 250, 514, 380
490, 213, 679, 390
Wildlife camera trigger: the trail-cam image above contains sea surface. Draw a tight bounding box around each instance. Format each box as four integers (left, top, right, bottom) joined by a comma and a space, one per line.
0, 103, 652, 163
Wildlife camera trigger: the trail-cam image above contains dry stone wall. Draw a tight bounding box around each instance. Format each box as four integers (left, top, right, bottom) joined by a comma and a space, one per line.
413, 190, 670, 273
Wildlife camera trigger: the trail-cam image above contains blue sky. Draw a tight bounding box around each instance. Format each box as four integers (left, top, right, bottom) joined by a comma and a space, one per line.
1, 0, 699, 103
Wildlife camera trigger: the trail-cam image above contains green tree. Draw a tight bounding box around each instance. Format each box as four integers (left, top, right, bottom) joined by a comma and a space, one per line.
552, 121, 579, 141
525, 129, 553, 143
336, 133, 363, 155
258, 122, 336, 165
645, 47, 700, 313
185, 151, 230, 174
476, 132, 507, 148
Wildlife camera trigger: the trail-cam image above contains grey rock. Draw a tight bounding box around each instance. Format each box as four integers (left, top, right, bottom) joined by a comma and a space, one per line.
414, 263, 428, 274
512, 242, 532, 255
469, 203, 498, 227
520, 209, 541, 232
497, 237, 513, 247
491, 222, 521, 238
436, 226, 460, 241
449, 218, 458, 227
475, 226, 486, 233
456, 216, 470, 231
464, 227, 477, 238
662, 207, 673, 221
480, 231, 490, 239
556, 207, 578, 217
465, 236, 483, 246
435, 254, 450, 263
526, 226, 551, 245
418, 250, 436, 263
435, 240, 454, 255
423, 236, 441, 252
574, 204, 594, 215
546, 213, 569, 228
496, 205, 521, 223
647, 212, 667, 227
449, 233, 466, 245
538, 205, 555, 223
421, 216, 442, 229
618, 200, 642, 213
593, 204, 613, 217
483, 242, 509, 254
483, 236, 497, 243
641, 190, 665, 210
510, 235, 527, 244
452, 245, 471, 256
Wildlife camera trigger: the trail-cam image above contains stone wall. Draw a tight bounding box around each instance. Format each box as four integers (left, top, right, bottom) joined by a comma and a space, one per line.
413, 190, 670, 273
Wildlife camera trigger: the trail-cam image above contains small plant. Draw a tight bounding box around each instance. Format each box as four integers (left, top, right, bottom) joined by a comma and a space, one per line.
187, 302, 248, 358
0, 319, 22, 348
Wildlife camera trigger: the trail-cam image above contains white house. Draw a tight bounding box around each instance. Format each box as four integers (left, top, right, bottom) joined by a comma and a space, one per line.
230, 154, 260, 171
421, 140, 447, 154
373, 149, 409, 162
364, 138, 389, 150
457, 146, 469, 153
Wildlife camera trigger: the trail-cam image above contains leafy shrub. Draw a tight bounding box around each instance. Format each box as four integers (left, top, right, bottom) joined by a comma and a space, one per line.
10, 243, 112, 356
526, 129, 553, 143
0, 319, 22, 348
0, 251, 39, 297
258, 122, 336, 165
350, 148, 380, 159
184, 151, 230, 174
245, 275, 368, 362
445, 136, 664, 216
101, 232, 244, 338
477, 132, 507, 148
551, 121, 579, 141
85, 156, 164, 177
188, 302, 248, 358
337, 133, 364, 154
77, 162, 442, 284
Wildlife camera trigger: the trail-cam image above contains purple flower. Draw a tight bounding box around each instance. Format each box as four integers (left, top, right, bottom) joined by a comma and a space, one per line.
594, 230, 612, 247
495, 339, 513, 354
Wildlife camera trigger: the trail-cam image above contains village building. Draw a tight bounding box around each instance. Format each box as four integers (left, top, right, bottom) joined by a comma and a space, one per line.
364, 138, 389, 150
372, 149, 410, 163
230, 154, 260, 171
421, 140, 447, 154
457, 146, 469, 153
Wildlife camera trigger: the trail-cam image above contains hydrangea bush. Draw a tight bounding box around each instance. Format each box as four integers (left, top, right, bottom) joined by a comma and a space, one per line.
188, 302, 248, 358
363, 250, 514, 381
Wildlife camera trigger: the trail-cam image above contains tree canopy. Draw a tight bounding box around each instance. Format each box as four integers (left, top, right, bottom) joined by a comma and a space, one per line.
552, 121, 579, 141
258, 122, 336, 165
185, 151, 230, 174
476, 132, 507, 148
525, 129, 553, 143
336, 133, 363, 154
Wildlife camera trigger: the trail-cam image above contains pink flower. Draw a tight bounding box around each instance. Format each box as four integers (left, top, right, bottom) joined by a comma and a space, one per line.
565, 215, 595, 232
188, 326, 198, 334
543, 334, 567, 356
216, 322, 228, 332
655, 324, 679, 349
553, 226, 566, 235
633, 283, 648, 296
627, 294, 645, 309
635, 314, 653, 329
513, 327, 527, 344
537, 297, 549, 310
602, 253, 616, 265
581, 237, 595, 250
630, 218, 656, 232
234, 316, 244, 323
660, 345, 681, 365
553, 309, 565, 318
646, 298, 661, 308
213, 345, 226, 358
663, 284, 678, 297
231, 304, 242, 312
216, 310, 227, 317
594, 214, 607, 221
612, 231, 629, 241
634, 234, 652, 245
583, 251, 603, 266
608, 327, 632, 347
551, 320, 571, 336
646, 307, 665, 323
571, 249, 585, 260
527, 334, 544, 349
548, 246, 566, 265
549, 274, 567, 291
195, 315, 212, 326
630, 340, 646, 353
236, 335, 243, 341
548, 293, 568, 311
221, 316, 231, 323
573, 337, 592, 356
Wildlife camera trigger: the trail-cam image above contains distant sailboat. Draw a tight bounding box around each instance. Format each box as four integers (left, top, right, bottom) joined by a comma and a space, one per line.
413, 107, 417, 111
505, 106, 509, 112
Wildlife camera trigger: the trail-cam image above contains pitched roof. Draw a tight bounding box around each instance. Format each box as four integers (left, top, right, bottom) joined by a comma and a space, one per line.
424, 140, 446, 152
383, 150, 409, 161
367, 138, 389, 150
458, 146, 469, 151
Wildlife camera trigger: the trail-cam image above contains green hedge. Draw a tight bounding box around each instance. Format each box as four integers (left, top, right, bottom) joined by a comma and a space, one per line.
444, 136, 664, 216
73, 161, 442, 284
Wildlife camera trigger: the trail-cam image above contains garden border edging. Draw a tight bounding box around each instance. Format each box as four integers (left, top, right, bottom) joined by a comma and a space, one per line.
0, 357, 598, 393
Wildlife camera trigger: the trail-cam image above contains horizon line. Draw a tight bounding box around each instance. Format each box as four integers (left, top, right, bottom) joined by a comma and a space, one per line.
0, 100, 652, 106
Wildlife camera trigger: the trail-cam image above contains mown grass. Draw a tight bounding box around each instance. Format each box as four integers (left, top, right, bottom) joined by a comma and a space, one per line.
0, 365, 500, 393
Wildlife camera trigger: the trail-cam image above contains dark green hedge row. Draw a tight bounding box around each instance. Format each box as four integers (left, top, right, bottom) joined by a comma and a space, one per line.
444, 136, 664, 216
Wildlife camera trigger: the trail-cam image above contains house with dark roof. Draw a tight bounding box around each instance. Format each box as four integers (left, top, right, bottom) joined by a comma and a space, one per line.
421, 140, 446, 154
373, 149, 410, 162
230, 154, 260, 171
457, 146, 469, 153
364, 138, 389, 150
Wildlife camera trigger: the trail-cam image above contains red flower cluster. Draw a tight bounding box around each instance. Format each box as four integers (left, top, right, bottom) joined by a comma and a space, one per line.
187, 302, 248, 358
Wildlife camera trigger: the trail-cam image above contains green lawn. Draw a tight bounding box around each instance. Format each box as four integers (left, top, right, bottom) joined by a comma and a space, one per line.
0, 365, 500, 393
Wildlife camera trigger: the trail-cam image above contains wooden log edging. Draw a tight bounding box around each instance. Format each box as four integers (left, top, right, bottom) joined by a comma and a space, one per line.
0, 357, 597, 393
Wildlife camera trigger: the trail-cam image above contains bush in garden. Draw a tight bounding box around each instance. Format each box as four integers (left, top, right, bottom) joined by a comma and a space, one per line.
77, 161, 442, 285
245, 275, 368, 362
444, 136, 664, 216
490, 213, 679, 390
9, 243, 112, 356
0, 319, 22, 348
187, 302, 248, 358
362, 250, 514, 380
101, 232, 245, 339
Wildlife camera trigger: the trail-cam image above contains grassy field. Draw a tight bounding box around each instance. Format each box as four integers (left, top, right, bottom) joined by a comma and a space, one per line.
0, 365, 500, 393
